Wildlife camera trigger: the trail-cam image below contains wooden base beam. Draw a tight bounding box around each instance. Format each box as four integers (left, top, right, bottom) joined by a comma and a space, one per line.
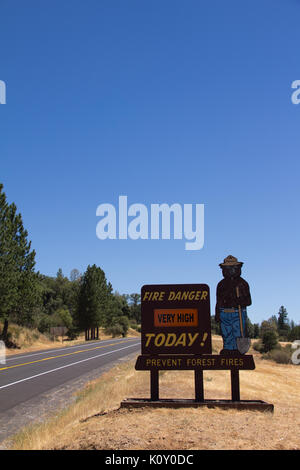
121, 398, 274, 412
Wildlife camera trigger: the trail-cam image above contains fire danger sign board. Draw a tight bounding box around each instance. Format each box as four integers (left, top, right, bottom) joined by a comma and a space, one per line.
141, 284, 212, 354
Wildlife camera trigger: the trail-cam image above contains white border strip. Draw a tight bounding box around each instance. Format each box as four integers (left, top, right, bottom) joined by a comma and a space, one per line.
0, 342, 139, 390
6, 337, 138, 362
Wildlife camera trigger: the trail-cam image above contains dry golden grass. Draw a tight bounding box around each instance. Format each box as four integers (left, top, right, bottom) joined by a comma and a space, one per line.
3, 325, 139, 356
1, 324, 58, 355
10, 359, 141, 450
9, 335, 300, 451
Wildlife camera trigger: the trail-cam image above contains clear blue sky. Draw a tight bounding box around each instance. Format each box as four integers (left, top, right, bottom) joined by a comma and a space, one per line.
1, 0, 300, 324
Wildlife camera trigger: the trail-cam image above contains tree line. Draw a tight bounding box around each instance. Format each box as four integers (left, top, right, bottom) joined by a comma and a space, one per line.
38, 267, 141, 341
212, 304, 300, 352
0, 184, 140, 345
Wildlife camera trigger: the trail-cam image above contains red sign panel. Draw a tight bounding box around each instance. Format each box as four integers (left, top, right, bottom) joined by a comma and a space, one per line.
154, 308, 198, 327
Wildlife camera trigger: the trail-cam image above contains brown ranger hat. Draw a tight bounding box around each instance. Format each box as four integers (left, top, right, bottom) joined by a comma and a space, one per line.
219, 255, 243, 268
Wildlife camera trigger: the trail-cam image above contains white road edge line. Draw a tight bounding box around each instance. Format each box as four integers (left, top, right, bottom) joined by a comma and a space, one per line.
0, 342, 140, 390
5, 337, 138, 362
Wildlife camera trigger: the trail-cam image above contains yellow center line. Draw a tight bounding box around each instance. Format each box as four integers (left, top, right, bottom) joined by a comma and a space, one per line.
0, 339, 134, 372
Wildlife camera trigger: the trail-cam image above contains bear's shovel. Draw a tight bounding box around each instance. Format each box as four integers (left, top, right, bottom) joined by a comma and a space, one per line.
236, 286, 251, 354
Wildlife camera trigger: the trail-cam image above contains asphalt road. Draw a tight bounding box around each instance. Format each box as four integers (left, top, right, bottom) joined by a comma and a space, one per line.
0, 337, 141, 443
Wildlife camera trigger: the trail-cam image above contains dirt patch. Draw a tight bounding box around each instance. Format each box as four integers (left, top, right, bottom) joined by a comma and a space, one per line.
53, 403, 299, 450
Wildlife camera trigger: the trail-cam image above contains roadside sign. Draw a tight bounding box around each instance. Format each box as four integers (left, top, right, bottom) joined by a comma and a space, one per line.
141, 284, 212, 355
128, 282, 272, 411
50, 326, 68, 337
135, 354, 255, 370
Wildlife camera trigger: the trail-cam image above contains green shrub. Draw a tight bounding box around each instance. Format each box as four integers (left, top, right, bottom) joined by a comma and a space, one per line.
262, 349, 290, 364
66, 327, 80, 340
52, 309, 73, 329
37, 314, 54, 334
129, 319, 138, 330
104, 324, 124, 338
261, 329, 279, 352
105, 316, 129, 338
288, 325, 300, 342
253, 340, 264, 352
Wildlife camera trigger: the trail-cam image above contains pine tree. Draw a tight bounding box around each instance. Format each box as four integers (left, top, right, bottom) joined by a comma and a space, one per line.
76, 264, 111, 337
0, 188, 18, 337
277, 306, 289, 339
253, 323, 260, 338
0, 184, 39, 341
56, 268, 63, 279
128, 293, 141, 323
104, 293, 125, 328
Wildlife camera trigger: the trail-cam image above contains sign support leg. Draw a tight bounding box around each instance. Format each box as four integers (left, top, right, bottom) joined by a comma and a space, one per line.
195, 370, 204, 402
231, 369, 240, 401
150, 370, 159, 401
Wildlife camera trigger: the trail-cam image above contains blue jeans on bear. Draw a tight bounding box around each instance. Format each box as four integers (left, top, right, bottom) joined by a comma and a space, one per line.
219, 308, 247, 350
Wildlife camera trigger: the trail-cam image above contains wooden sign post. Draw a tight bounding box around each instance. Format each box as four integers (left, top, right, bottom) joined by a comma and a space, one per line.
135, 353, 256, 403
121, 283, 274, 412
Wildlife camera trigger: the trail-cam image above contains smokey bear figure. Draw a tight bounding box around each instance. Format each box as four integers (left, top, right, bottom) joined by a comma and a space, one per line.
215, 255, 252, 355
